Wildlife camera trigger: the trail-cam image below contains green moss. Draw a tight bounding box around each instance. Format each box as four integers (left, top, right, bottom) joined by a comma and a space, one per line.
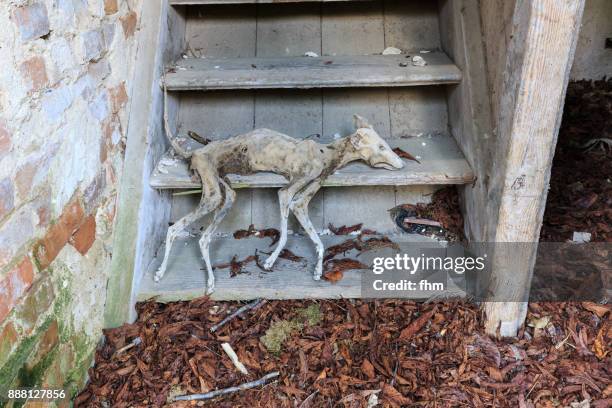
0, 318, 52, 399
296, 304, 321, 326
260, 320, 302, 354
260, 304, 322, 354
18, 345, 59, 388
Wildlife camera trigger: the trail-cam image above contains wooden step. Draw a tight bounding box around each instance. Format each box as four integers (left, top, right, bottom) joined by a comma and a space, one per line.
138, 234, 463, 302
150, 135, 474, 189
171, 0, 371, 4
165, 53, 462, 91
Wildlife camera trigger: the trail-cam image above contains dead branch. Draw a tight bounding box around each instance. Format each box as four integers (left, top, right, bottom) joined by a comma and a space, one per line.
172, 371, 280, 401
210, 299, 266, 333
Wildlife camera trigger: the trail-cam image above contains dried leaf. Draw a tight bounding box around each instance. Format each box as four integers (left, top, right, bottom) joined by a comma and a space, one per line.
392, 147, 421, 164
361, 359, 376, 380
399, 309, 435, 340
328, 223, 363, 235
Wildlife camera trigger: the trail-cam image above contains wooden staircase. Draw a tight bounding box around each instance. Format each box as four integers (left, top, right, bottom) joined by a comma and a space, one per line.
144, 0, 475, 301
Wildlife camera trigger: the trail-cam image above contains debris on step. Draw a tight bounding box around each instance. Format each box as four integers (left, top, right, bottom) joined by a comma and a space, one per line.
187, 130, 211, 145
412, 55, 427, 66
328, 223, 363, 235
382, 46, 402, 55
390, 187, 464, 241
392, 147, 421, 163
323, 258, 368, 283
233, 224, 280, 246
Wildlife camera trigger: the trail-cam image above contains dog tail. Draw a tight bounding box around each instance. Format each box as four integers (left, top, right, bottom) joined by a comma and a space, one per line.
163, 81, 192, 159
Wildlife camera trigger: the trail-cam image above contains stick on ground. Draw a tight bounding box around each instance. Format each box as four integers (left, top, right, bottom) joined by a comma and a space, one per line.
221, 342, 249, 375
172, 372, 280, 401
210, 299, 266, 333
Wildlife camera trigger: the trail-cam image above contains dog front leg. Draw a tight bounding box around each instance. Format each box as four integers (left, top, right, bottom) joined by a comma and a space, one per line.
290, 181, 324, 280
263, 187, 292, 270
264, 179, 313, 270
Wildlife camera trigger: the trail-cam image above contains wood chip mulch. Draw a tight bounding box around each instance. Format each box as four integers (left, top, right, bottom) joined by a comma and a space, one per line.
75, 299, 611, 407
540, 79, 612, 242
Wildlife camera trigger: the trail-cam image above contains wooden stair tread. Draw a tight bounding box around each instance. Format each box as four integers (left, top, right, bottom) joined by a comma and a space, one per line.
165, 53, 461, 90
150, 135, 474, 189
138, 234, 462, 302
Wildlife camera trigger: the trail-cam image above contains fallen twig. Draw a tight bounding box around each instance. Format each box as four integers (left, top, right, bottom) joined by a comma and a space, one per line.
114, 337, 142, 356
172, 371, 280, 401
221, 342, 249, 375
210, 299, 266, 333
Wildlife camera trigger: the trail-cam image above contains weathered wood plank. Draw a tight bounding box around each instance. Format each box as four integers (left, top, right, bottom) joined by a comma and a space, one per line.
482, 0, 585, 337
383, 0, 441, 51
165, 53, 462, 90
321, 0, 385, 55
185, 5, 256, 58
138, 234, 451, 302
150, 135, 475, 189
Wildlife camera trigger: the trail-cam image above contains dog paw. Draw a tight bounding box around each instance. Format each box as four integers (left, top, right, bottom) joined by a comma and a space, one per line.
154, 271, 163, 282
206, 285, 215, 295
263, 257, 276, 271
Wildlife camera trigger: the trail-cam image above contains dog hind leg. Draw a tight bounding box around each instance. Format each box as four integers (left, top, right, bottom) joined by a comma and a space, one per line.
199, 178, 236, 294
290, 181, 324, 280
155, 203, 215, 283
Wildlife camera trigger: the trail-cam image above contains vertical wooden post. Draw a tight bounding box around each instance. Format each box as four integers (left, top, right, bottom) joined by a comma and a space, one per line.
483, 0, 585, 337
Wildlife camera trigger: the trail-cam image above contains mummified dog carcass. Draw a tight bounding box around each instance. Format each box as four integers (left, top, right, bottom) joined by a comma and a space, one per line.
156, 89, 406, 293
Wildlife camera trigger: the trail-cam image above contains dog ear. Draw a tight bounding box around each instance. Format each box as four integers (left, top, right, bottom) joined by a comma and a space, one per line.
353, 114, 372, 129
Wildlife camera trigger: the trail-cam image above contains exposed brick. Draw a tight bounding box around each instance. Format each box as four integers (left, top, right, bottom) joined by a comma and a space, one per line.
19, 56, 48, 92
15, 151, 53, 200
33, 187, 52, 227
26, 320, 59, 370
15, 161, 38, 200
110, 82, 128, 113
0, 321, 18, 367
0, 208, 35, 270
80, 29, 105, 62
41, 358, 63, 388
0, 257, 34, 323
84, 169, 107, 214
70, 215, 96, 255
12, 3, 50, 42
16, 276, 54, 334
0, 178, 14, 220
120, 11, 138, 38
0, 122, 10, 161
34, 200, 85, 270
104, 0, 118, 15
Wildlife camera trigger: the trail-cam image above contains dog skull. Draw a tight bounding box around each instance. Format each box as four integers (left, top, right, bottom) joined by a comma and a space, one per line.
350, 115, 404, 170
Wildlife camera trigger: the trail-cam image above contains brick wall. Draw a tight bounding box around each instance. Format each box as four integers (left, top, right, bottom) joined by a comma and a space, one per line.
0, 0, 142, 401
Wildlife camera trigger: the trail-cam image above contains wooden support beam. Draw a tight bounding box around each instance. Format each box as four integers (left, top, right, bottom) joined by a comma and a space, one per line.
483, 0, 585, 338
